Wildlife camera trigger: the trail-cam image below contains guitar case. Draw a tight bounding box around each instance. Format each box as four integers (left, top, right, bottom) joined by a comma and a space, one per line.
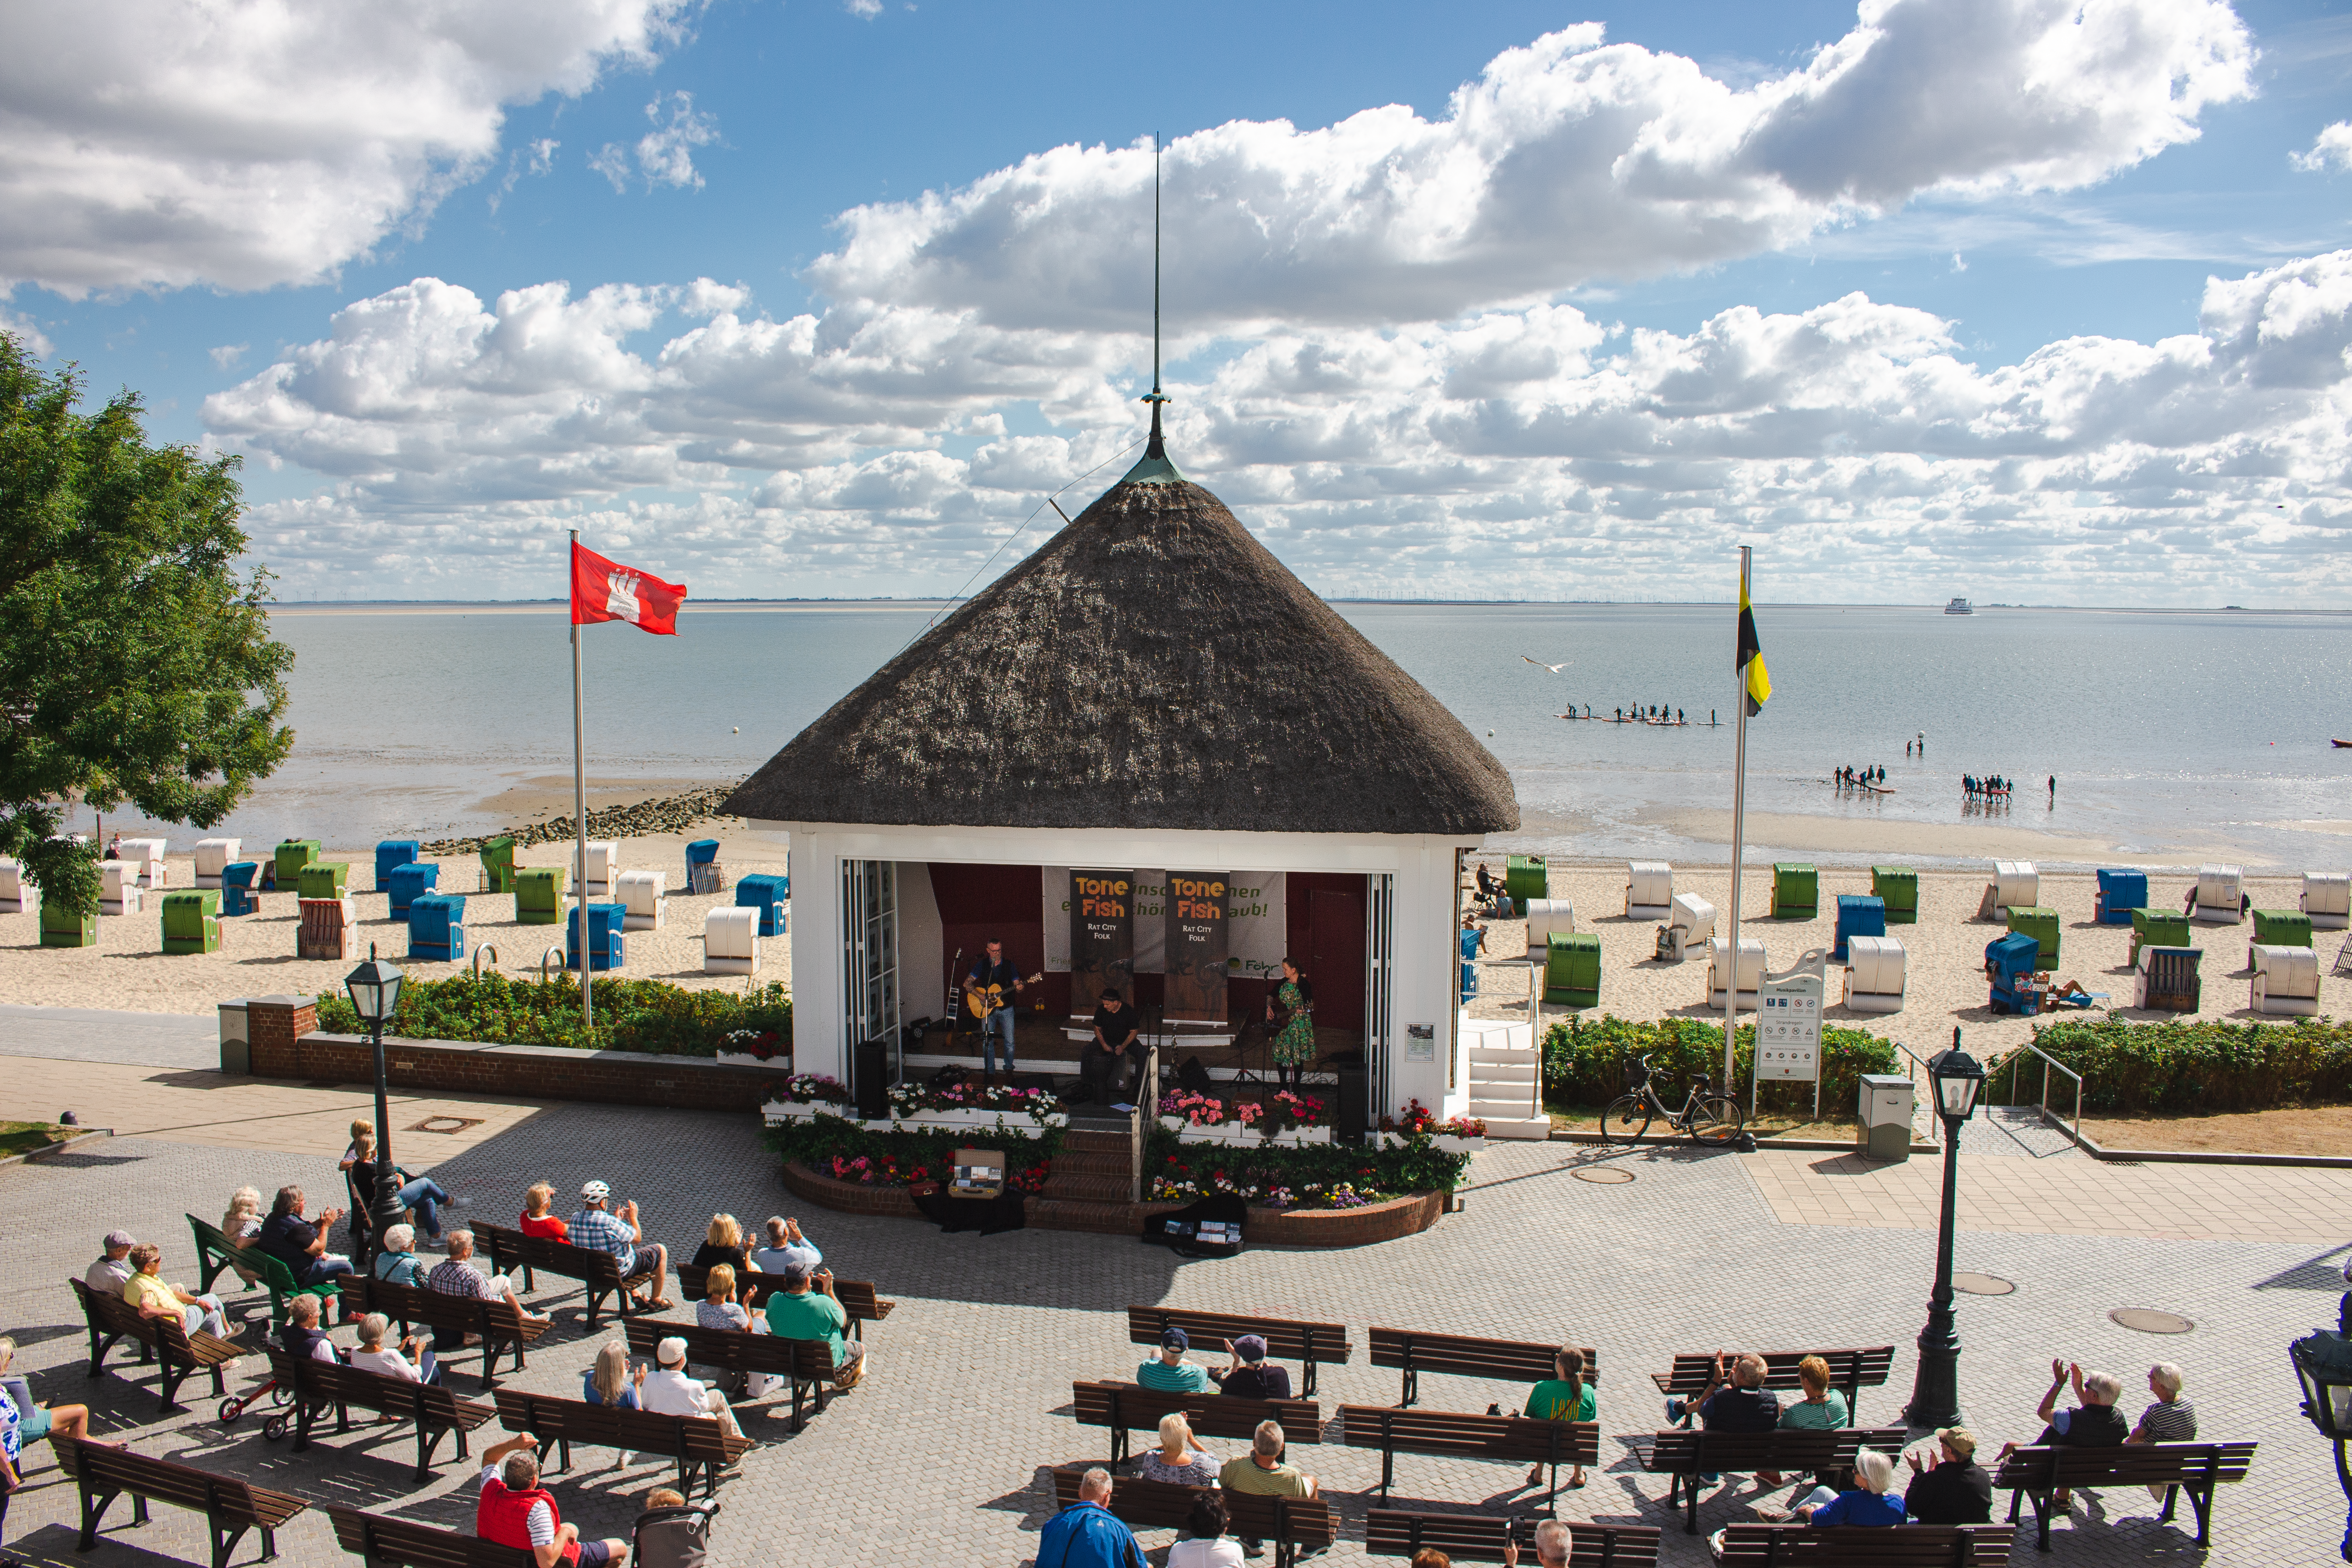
1142, 1192, 1248, 1259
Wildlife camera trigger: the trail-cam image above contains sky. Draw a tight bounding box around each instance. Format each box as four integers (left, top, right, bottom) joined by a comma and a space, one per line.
3, 0, 2349, 606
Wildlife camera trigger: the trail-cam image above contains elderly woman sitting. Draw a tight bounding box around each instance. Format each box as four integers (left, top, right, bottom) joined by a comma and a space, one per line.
348, 1312, 442, 1385
1755, 1448, 1904, 1526
694, 1264, 762, 1333
371, 1224, 429, 1288
219, 1186, 267, 1285
1136, 1411, 1217, 1486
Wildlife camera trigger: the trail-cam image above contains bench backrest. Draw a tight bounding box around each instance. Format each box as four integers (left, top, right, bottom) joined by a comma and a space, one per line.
340, 1274, 530, 1337
621, 1316, 833, 1379
326, 1504, 535, 1568
488, 1387, 745, 1465
676, 1265, 890, 1323
267, 1347, 490, 1428
1340, 1406, 1601, 1465
1047, 1467, 1331, 1547
1656, 1347, 1896, 1399
1368, 1327, 1593, 1384
1071, 1381, 1320, 1445
831, 1278, 892, 1322
1993, 1441, 2255, 1491
71, 1276, 202, 1358
1125, 1306, 1353, 1368
476, 1221, 629, 1284
56, 1438, 306, 1531
1366, 1510, 1662, 1567
1717, 1524, 2012, 1566
1649, 1426, 1908, 1472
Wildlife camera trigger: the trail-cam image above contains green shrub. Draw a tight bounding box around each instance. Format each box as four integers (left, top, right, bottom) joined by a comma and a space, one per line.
314, 971, 791, 1057
1997, 1016, 2352, 1114
1542, 1014, 1896, 1112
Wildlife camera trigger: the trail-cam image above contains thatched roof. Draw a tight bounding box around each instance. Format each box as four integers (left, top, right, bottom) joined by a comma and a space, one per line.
724, 475, 1519, 835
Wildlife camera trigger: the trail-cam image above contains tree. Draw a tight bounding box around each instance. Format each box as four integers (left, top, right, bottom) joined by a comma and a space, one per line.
0, 333, 294, 915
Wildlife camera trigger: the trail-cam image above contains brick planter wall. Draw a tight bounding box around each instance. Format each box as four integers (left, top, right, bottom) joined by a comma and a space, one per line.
780, 1161, 922, 1217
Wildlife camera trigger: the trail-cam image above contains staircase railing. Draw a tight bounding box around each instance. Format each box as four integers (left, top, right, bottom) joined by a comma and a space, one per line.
1131, 1042, 1160, 1205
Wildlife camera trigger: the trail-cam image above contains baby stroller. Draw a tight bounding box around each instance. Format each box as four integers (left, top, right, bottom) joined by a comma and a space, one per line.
633, 1502, 718, 1568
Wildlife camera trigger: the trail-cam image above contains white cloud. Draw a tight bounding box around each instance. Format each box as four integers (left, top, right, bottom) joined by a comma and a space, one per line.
209, 343, 249, 371
2291, 120, 2352, 173
491, 137, 562, 211
1, 307, 53, 357
634, 92, 719, 189
0, 0, 699, 295
846, 0, 883, 16
589, 144, 634, 193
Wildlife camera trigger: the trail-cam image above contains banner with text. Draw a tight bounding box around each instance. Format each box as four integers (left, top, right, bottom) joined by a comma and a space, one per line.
1070, 869, 1135, 1018
1163, 873, 1231, 1023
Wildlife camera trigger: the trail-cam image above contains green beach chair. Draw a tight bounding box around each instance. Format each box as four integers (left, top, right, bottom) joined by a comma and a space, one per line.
514, 865, 566, 925
1505, 854, 1550, 906
1542, 931, 1601, 1008
1871, 865, 1918, 924
296, 861, 349, 899
2130, 908, 2192, 966
39, 895, 97, 947
2006, 905, 2060, 970
273, 839, 321, 890
2251, 909, 2313, 948
480, 835, 519, 894
161, 890, 222, 955
1771, 863, 1817, 919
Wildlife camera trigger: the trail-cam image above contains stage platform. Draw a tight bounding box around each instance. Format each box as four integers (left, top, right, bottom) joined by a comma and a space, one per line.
899, 1015, 1353, 1087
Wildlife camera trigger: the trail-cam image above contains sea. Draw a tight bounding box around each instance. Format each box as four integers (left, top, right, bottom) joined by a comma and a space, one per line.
89, 602, 2352, 871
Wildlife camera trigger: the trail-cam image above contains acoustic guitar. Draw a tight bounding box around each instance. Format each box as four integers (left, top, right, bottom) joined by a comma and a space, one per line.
963, 971, 1044, 1020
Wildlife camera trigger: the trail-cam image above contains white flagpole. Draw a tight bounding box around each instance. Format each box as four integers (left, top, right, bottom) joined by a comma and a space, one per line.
1724, 544, 1752, 1095
570, 528, 592, 1032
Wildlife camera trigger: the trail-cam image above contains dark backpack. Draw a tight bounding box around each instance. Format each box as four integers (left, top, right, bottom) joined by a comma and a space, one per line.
631, 1504, 717, 1568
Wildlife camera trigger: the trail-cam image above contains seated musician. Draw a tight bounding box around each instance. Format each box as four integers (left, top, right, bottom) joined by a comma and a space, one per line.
1078, 990, 1144, 1107
966, 939, 1025, 1079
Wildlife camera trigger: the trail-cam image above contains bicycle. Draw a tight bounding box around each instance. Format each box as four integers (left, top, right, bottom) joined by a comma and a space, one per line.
1597, 1054, 1745, 1147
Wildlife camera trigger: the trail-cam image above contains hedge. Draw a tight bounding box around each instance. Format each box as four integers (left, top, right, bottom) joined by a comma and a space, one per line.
314, 972, 791, 1057
1142, 1125, 1471, 1202
1542, 1014, 1897, 1112
1998, 1016, 2352, 1114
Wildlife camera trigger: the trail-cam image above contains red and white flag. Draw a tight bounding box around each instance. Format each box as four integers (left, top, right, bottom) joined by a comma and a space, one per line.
570, 541, 686, 634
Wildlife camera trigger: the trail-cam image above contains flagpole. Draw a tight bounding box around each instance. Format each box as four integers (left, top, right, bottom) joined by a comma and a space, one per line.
570, 528, 592, 1033
1724, 545, 1752, 1095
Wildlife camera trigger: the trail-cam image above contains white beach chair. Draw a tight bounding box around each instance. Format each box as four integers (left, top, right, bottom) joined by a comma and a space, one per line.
573, 840, 618, 899
1624, 860, 1673, 920
2250, 943, 2319, 1016
118, 837, 169, 888
1654, 892, 1715, 962
0, 857, 23, 914
617, 869, 666, 931
100, 860, 143, 916
2302, 871, 2350, 930
1842, 934, 1907, 1014
1523, 897, 1575, 946
1975, 859, 2038, 920
194, 837, 241, 890
2192, 863, 2243, 924
1706, 937, 1766, 1007
704, 905, 759, 976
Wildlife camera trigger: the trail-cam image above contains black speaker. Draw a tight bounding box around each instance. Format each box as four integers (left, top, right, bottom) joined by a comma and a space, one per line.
854, 1038, 890, 1120
1177, 1055, 1214, 1093
1334, 1064, 1370, 1144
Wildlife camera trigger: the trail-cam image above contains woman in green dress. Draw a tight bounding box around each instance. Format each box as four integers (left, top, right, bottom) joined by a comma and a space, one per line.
1268, 957, 1316, 1092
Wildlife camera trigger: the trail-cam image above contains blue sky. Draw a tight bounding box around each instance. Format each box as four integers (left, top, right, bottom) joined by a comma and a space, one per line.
5, 0, 2349, 603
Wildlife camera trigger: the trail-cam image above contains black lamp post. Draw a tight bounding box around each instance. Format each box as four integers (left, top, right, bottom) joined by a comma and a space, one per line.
1904, 1026, 1986, 1431
2292, 1330, 2352, 1561
344, 944, 408, 1261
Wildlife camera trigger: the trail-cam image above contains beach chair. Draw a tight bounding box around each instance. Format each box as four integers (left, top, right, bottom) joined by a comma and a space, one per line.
617, 869, 666, 931
1707, 937, 1765, 1007
1504, 854, 1549, 905
406, 893, 466, 963
2130, 908, 2192, 967
704, 906, 759, 975
1842, 935, 1905, 1013
2251, 909, 2312, 953
40, 893, 96, 947
1624, 860, 1672, 920
1832, 895, 1884, 961
297, 861, 349, 900
1770, 863, 1816, 919
299, 897, 357, 961
161, 891, 222, 955
374, 839, 420, 891
274, 839, 321, 891
2095, 868, 2146, 925
195, 838, 241, 890
100, 860, 143, 917
479, 835, 518, 894
2135, 945, 2202, 1012
514, 866, 566, 925
736, 874, 789, 937
574, 840, 618, 899
1869, 865, 1916, 924
2304, 871, 2351, 931
568, 903, 626, 972
221, 861, 261, 918
686, 838, 723, 894
1985, 932, 2041, 1015
1543, 932, 1599, 1008
0, 856, 23, 913
385, 861, 439, 916
1976, 859, 2038, 920
119, 837, 169, 888
1655, 893, 1714, 961
2249, 945, 2319, 1016
2006, 905, 2060, 970
1523, 897, 1574, 944
2191, 863, 2242, 924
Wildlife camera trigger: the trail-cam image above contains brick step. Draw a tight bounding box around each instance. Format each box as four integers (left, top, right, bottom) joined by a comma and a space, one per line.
1051, 1150, 1131, 1176
1062, 1131, 1132, 1153
1042, 1173, 1134, 1204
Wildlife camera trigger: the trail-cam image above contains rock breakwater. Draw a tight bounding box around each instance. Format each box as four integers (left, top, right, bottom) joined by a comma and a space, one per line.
421, 782, 747, 857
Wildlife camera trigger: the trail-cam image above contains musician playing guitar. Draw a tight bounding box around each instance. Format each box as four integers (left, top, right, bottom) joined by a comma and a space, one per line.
965, 939, 1031, 1079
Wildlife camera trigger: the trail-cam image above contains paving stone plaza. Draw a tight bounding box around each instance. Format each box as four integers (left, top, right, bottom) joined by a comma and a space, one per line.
3, 1014, 2348, 1566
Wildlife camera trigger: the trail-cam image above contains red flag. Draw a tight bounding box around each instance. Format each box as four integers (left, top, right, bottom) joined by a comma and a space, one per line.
571, 541, 686, 634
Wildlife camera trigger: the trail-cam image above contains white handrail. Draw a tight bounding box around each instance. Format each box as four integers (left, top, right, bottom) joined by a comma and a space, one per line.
2003, 1039, 2084, 1149
471, 944, 499, 981
540, 945, 565, 987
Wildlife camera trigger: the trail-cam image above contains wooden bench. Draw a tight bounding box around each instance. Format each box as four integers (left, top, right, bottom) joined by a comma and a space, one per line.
1649, 1348, 1897, 1425
1048, 1464, 1336, 1568
1632, 1426, 1908, 1533
1717, 1524, 2013, 1565
474, 1220, 651, 1328
490, 1386, 753, 1500
1071, 1379, 1320, 1465
677, 1264, 896, 1340
1368, 1326, 1596, 1407
1366, 1509, 1661, 1567
188, 1212, 341, 1330
55, 1436, 307, 1568
1994, 1440, 2256, 1551
267, 1347, 496, 1480
338, 1274, 547, 1386
1339, 1405, 1600, 1512
326, 1504, 533, 1567
620, 1316, 837, 1432
69, 1277, 244, 1414
1126, 1305, 1353, 1397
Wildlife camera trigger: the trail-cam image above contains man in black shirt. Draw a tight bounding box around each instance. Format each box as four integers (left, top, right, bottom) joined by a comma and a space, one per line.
1210, 1335, 1292, 1400
965, 940, 1026, 1077
1077, 991, 1143, 1106
1904, 1426, 1993, 1523
256, 1185, 354, 1288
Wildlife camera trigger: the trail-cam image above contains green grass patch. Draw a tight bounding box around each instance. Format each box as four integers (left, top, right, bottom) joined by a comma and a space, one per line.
0, 1121, 78, 1159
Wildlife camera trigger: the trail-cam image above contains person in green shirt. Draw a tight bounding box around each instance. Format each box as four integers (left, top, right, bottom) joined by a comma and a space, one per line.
1217, 1420, 1317, 1556
1762, 1354, 1850, 1488
763, 1261, 866, 1384
1521, 1345, 1594, 1489
1135, 1327, 1213, 1393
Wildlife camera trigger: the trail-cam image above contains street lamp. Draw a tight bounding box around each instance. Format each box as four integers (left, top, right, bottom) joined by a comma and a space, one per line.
2291, 1329, 2352, 1561
1904, 1026, 1986, 1430
344, 943, 407, 1262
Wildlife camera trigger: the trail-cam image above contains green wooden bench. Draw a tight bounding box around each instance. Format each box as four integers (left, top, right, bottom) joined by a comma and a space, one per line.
189, 1212, 341, 1329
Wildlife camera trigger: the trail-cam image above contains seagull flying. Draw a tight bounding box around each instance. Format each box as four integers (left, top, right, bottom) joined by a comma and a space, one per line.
1523, 656, 1569, 673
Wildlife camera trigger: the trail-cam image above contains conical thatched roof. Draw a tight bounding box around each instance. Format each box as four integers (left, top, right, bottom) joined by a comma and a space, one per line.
724, 476, 1518, 835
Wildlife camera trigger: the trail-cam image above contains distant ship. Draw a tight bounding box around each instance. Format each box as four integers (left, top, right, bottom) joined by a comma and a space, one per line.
1944, 596, 1974, 615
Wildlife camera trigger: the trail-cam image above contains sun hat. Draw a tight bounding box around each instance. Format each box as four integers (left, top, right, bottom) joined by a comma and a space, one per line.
581, 1180, 611, 1201
104, 1230, 134, 1250
657, 1337, 687, 1366
1233, 1334, 1267, 1363
1161, 1327, 1189, 1351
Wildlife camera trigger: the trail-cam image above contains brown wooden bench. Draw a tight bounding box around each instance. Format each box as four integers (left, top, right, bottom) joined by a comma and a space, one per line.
677, 1264, 895, 1340
1339, 1405, 1600, 1512
1633, 1426, 1908, 1533
325, 1503, 534, 1567
55, 1436, 307, 1568
1993, 1440, 2255, 1551
490, 1386, 753, 1500
1048, 1464, 1336, 1568
1650, 1348, 1897, 1425
473, 1220, 652, 1328
1368, 1326, 1597, 1407
267, 1347, 496, 1480
69, 1276, 245, 1414
1125, 1305, 1353, 1397
338, 1274, 548, 1387
1071, 1379, 1320, 1465
620, 1316, 838, 1432
1366, 1509, 1662, 1567
1715, 1523, 2012, 1565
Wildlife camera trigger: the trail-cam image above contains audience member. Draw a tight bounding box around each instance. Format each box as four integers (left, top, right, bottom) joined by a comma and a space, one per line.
256, 1186, 353, 1287
476, 1431, 632, 1568
1997, 1359, 2127, 1509
569, 1182, 673, 1311
372, 1224, 430, 1287
219, 1188, 266, 1284
1035, 1467, 1146, 1568
1763, 1448, 1904, 1526
83, 1230, 136, 1295
1669, 1351, 1776, 1486
630, 1485, 715, 1568
1167, 1492, 1242, 1568
583, 1340, 645, 1410
1136, 1411, 1218, 1486
0, 1335, 96, 1485
642, 1337, 745, 1442
1219, 1420, 1316, 1555
349, 1312, 442, 1385
763, 1262, 866, 1388
1409, 1552, 1450, 1568
278, 1294, 341, 1364
2128, 1362, 2198, 1499
338, 1119, 371, 1174
519, 1182, 570, 1242
347, 1129, 451, 1246
690, 1214, 751, 1277
429, 1232, 551, 1328
1520, 1344, 1593, 1488
1903, 1426, 1992, 1524
1208, 1335, 1290, 1401
123, 1242, 238, 1339
1759, 1354, 1848, 1486
749, 1216, 820, 1276
1136, 1327, 1211, 1393
1501, 1520, 1573, 1568
695, 1265, 757, 1333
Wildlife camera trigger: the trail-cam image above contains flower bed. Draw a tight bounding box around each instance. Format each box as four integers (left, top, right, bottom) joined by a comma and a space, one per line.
764, 1112, 1057, 1196
1157, 1088, 1332, 1146
314, 971, 793, 1058
1142, 1123, 1467, 1213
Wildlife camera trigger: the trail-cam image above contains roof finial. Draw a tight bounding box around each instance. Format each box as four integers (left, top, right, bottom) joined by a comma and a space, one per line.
1123, 132, 1183, 485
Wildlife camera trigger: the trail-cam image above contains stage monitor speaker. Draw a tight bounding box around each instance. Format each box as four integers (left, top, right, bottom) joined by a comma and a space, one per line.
1334, 1064, 1370, 1144
1177, 1055, 1214, 1093
855, 1038, 890, 1120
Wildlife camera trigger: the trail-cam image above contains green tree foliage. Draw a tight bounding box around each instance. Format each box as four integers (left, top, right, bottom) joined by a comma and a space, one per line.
0, 335, 293, 912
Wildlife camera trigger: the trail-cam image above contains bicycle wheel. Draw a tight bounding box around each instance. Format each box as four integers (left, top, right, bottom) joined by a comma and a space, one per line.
1686, 1095, 1745, 1147
1598, 1094, 1652, 1145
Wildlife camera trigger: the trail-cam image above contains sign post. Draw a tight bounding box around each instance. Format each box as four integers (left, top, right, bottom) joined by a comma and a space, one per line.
1753, 960, 1824, 1124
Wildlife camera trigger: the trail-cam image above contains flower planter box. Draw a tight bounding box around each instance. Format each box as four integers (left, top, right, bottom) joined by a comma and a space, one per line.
1159, 1116, 1189, 1136
714, 1051, 783, 1069
890, 1107, 1066, 1134
761, 1100, 851, 1126
1174, 1124, 1333, 1148
1434, 1133, 1486, 1154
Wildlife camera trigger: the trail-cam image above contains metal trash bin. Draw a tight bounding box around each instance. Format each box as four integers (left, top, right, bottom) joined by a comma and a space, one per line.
1858, 1072, 1914, 1163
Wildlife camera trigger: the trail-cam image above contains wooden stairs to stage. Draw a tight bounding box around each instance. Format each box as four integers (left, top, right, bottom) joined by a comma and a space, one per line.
1032, 1117, 1157, 1235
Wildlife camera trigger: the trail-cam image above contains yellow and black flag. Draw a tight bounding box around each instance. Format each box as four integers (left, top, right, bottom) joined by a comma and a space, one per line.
1736, 562, 1772, 716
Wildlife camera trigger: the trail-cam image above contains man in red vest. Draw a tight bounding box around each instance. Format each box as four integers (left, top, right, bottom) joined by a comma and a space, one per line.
477, 1431, 632, 1567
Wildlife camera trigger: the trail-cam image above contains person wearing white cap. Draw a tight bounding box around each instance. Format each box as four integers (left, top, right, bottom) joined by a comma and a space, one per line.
641, 1336, 743, 1442
568, 1182, 672, 1311
84, 1231, 136, 1295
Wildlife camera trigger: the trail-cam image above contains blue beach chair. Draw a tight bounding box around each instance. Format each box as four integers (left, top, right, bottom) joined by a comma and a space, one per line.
568, 903, 627, 972
386, 861, 440, 916
736, 874, 789, 937
407, 893, 466, 962
2095, 869, 2146, 926
220, 861, 261, 917
1834, 895, 1886, 961
376, 839, 422, 893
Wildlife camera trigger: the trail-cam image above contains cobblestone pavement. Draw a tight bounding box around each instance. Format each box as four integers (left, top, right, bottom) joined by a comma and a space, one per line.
2, 1108, 2343, 1567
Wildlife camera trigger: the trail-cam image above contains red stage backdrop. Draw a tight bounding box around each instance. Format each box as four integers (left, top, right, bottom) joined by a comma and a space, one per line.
1070, 869, 1135, 1018
1164, 872, 1230, 1023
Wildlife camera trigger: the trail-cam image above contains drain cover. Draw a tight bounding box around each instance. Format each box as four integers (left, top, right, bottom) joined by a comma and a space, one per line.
2110, 1307, 2195, 1334
1953, 1273, 2016, 1295
406, 1115, 483, 1135
1571, 1167, 1635, 1184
